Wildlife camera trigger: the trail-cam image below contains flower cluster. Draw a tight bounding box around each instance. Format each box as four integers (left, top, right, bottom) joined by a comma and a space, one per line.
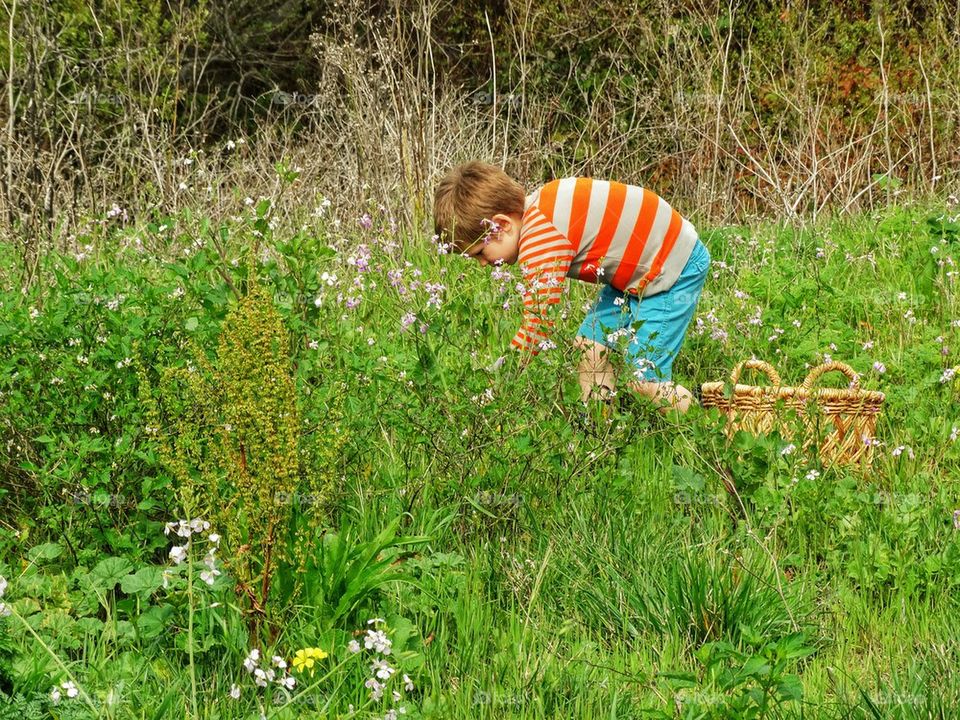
235, 648, 297, 698
164, 518, 221, 585
50, 680, 80, 704
292, 647, 328, 676
0, 575, 10, 617
350, 619, 414, 718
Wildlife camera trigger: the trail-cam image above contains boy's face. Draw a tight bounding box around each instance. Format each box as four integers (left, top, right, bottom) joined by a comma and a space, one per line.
461, 212, 522, 267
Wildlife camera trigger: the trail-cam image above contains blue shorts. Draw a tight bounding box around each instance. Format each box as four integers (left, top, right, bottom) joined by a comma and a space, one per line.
576, 239, 710, 382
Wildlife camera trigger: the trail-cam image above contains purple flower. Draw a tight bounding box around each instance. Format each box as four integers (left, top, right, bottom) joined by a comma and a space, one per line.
358, 213, 373, 230
401, 312, 416, 329
345, 296, 361, 310
954, 509, 960, 530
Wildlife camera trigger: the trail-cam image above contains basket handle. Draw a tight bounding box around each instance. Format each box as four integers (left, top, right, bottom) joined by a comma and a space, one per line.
730, 359, 782, 386
800, 361, 861, 390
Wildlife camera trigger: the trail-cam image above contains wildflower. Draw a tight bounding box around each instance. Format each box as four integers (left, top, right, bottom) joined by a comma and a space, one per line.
805, 469, 820, 481
403, 674, 414, 692
359, 213, 373, 230
225, 140, 236, 151
897, 291, 907, 300
891, 445, 915, 459
371, 658, 396, 681
0, 576, 7, 597
951, 427, 959, 442
229, 684, 241, 700
364, 678, 385, 701
954, 510, 960, 530
364, 629, 393, 655
400, 312, 416, 330
348, 639, 362, 654
308, 340, 319, 350
0, 575, 9, 617
862, 340, 874, 350
200, 567, 220, 586
940, 367, 957, 384
208, 533, 220, 544
873, 361, 886, 374
292, 647, 328, 675
272, 656, 287, 669
243, 649, 261, 673
50, 687, 61, 703
169, 545, 188, 565
253, 668, 269, 687
780, 444, 796, 456
62, 681, 79, 699
278, 675, 296, 690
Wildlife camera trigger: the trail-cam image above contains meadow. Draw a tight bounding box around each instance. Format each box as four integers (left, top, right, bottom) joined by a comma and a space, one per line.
1, 159, 959, 719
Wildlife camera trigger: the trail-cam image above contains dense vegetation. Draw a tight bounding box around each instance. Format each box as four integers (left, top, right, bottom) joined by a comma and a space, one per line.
2, 1, 960, 718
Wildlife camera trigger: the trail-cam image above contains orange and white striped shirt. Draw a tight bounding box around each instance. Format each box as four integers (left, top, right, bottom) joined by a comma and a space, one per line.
512, 178, 698, 353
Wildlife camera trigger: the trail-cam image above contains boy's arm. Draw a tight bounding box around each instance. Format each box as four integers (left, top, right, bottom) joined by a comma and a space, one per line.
510, 251, 572, 355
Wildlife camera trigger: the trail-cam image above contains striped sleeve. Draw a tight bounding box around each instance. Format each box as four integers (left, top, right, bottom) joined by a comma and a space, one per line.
511, 207, 574, 354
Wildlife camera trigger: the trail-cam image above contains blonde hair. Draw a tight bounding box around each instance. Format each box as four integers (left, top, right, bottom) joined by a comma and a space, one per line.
433, 161, 526, 251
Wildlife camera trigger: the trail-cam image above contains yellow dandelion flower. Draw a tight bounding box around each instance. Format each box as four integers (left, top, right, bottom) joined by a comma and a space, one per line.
292, 647, 329, 676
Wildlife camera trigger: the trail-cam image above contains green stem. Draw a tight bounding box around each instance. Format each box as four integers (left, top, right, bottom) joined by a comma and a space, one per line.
187, 541, 199, 718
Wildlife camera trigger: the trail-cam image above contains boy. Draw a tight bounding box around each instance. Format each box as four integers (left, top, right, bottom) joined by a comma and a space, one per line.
433, 161, 710, 414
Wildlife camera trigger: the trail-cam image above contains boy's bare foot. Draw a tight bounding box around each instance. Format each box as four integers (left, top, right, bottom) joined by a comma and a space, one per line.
627, 380, 696, 414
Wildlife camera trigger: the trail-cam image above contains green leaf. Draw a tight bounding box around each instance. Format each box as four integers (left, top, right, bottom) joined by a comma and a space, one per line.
89, 556, 134, 591
120, 567, 164, 597
27, 543, 64, 563
137, 604, 175, 639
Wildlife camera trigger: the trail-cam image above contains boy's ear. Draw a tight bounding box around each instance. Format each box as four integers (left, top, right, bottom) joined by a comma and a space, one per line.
491, 213, 515, 233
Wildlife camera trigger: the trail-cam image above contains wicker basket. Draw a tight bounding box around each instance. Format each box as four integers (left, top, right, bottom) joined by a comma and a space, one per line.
701, 359, 885, 467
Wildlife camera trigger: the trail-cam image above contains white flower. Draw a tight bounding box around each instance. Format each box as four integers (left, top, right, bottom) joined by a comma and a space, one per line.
169, 545, 188, 565
403, 674, 414, 692
364, 678, 384, 701
62, 680, 79, 698
50, 687, 62, 703
243, 649, 260, 673
0, 603, 10, 617
253, 668, 268, 687
348, 639, 362, 654
372, 658, 395, 681
229, 684, 241, 700
0, 575, 7, 597
805, 469, 820, 481
208, 533, 220, 544
873, 361, 886, 374
200, 569, 220, 586
364, 629, 392, 654
272, 655, 287, 669
941, 367, 956, 384
951, 427, 959, 442
780, 444, 796, 456
278, 675, 296, 690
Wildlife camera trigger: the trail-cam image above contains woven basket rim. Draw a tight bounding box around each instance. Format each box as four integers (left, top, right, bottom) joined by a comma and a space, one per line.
701, 382, 885, 403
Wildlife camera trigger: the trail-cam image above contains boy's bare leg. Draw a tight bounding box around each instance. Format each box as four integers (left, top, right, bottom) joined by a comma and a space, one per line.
627, 380, 696, 414
574, 337, 617, 402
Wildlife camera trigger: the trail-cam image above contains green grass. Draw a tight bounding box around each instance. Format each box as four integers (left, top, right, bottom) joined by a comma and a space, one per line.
0, 197, 959, 718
